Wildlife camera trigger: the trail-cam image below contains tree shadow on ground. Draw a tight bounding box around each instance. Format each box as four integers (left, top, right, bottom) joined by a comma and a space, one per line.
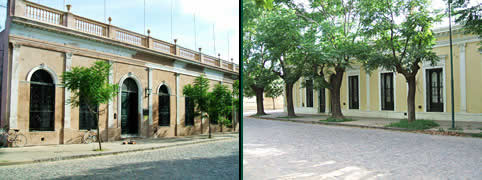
51, 152, 239, 180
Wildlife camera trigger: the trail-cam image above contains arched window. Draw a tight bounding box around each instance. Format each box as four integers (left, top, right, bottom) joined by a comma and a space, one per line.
29, 70, 55, 131
158, 85, 170, 126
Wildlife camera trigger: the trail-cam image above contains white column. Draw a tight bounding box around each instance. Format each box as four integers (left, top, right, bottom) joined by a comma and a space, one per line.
299, 79, 303, 107
459, 43, 466, 112
366, 73, 370, 111
325, 88, 329, 113
63, 52, 72, 128
148, 68, 153, 125
175, 73, 180, 125
108, 61, 114, 128
9, 44, 21, 129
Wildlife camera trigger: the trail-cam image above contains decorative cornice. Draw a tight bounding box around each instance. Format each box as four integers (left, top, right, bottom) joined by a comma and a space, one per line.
11, 17, 238, 75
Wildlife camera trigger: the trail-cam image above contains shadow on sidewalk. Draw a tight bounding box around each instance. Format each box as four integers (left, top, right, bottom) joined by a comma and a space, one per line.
51, 153, 239, 180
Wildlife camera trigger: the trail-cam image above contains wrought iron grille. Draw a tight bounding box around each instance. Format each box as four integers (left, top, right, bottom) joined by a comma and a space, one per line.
29, 70, 55, 131
158, 85, 170, 126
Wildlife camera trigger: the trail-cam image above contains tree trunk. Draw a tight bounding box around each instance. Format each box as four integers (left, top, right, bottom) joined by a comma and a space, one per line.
406, 76, 417, 122
88, 105, 102, 150
285, 83, 296, 117
330, 71, 344, 119
208, 114, 212, 138
273, 98, 276, 110
253, 87, 267, 115
220, 119, 223, 132
97, 124, 102, 150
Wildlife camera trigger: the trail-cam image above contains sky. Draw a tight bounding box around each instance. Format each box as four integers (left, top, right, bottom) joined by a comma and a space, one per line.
292, 0, 481, 28
27, 0, 239, 64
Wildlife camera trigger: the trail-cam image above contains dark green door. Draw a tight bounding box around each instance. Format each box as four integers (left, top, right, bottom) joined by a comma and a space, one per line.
319, 88, 325, 113
121, 78, 139, 135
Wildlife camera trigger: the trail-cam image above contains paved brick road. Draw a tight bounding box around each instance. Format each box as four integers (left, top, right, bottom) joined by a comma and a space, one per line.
243, 117, 482, 179
0, 139, 239, 180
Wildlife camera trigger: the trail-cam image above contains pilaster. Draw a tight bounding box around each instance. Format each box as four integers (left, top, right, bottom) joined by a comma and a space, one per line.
147, 67, 153, 125
63, 52, 72, 128
175, 73, 180, 135
8, 44, 21, 129
459, 43, 466, 112
366, 73, 370, 111
108, 60, 114, 128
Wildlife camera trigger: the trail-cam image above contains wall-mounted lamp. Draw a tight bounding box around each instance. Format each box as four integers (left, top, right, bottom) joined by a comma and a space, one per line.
145, 88, 152, 97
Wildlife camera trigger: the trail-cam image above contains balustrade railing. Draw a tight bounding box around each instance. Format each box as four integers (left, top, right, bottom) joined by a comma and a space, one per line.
74, 17, 106, 37
115, 30, 145, 46
153, 40, 171, 53
179, 48, 196, 60
25, 3, 62, 25
234, 64, 239, 72
18, 0, 237, 73
204, 56, 220, 66
222, 61, 231, 69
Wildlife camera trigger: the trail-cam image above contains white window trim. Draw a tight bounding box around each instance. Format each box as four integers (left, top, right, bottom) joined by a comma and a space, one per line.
379, 68, 396, 111
346, 66, 360, 111
422, 56, 447, 113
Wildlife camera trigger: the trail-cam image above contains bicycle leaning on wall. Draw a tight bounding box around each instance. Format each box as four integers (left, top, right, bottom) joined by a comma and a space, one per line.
0, 128, 27, 147
82, 129, 97, 144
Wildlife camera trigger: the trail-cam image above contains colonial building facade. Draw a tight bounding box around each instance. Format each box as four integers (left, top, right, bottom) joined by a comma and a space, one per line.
288, 26, 482, 122
0, 0, 239, 146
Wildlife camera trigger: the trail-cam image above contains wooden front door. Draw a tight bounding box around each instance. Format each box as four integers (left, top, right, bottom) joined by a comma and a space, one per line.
427, 68, 443, 112
319, 88, 325, 113
121, 78, 139, 135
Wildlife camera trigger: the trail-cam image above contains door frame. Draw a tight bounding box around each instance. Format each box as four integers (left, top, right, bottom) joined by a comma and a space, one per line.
426, 68, 444, 112
319, 88, 325, 113
347, 75, 360, 110
378, 68, 397, 111
423, 56, 446, 112
118, 73, 143, 137
380, 72, 395, 111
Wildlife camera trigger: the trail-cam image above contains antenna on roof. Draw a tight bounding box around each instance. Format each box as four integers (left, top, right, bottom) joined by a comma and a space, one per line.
227, 32, 230, 61
171, 0, 173, 43
144, 0, 146, 35
104, 0, 106, 23
194, 12, 197, 50
213, 24, 216, 56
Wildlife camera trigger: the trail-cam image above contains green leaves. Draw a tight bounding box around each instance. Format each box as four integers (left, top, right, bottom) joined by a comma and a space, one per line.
359, 0, 441, 76
61, 61, 118, 109
207, 84, 233, 124
265, 80, 283, 99
183, 75, 210, 114
182, 76, 235, 124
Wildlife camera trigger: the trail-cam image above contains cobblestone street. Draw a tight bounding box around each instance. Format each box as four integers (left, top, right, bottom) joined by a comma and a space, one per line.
244, 117, 482, 179
0, 139, 239, 180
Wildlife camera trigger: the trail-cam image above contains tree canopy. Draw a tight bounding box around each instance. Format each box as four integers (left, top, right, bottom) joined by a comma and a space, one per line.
61, 61, 118, 150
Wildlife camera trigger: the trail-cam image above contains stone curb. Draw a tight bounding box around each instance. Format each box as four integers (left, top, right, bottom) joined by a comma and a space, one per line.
253, 116, 481, 138
0, 135, 237, 167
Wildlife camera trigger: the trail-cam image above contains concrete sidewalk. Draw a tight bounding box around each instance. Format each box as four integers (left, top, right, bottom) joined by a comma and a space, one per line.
0, 132, 238, 166
252, 112, 482, 135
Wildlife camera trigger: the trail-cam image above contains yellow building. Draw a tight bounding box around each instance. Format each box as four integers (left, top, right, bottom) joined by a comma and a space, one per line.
288, 26, 482, 121
0, 0, 239, 146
